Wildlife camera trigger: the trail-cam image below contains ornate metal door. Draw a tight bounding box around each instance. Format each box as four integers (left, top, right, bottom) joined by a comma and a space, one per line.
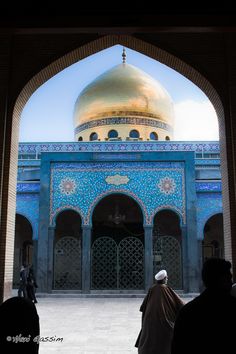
54, 236, 82, 290
118, 237, 144, 289
153, 235, 182, 289
91, 236, 144, 290
91, 237, 117, 289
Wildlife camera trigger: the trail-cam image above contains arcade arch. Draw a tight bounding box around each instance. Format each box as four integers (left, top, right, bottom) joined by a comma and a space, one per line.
13, 214, 33, 287
91, 194, 144, 290
153, 210, 182, 289
202, 213, 224, 263
53, 210, 82, 290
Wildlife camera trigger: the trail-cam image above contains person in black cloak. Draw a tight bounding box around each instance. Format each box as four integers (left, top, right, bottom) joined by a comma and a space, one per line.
135, 269, 184, 354
26, 265, 38, 303
0, 296, 40, 353
18, 262, 28, 298
171, 258, 236, 354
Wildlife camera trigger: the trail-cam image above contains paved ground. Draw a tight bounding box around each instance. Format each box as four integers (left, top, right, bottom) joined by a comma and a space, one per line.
32, 296, 194, 354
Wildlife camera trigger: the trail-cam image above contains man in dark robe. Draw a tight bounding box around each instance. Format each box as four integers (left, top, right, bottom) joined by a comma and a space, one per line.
135, 269, 184, 354
18, 263, 28, 298
26, 265, 38, 303
171, 257, 236, 354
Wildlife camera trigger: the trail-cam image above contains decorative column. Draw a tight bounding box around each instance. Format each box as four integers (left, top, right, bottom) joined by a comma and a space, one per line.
32, 239, 38, 279
144, 225, 154, 291
197, 237, 204, 292
181, 225, 188, 293
82, 225, 92, 293
185, 154, 199, 293
47, 226, 55, 293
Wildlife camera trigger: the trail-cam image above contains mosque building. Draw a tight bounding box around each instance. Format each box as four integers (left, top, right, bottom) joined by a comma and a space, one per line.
14, 50, 223, 294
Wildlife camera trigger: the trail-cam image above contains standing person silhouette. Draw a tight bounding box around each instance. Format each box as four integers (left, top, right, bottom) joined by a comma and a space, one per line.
0, 296, 40, 353
26, 265, 38, 304
135, 269, 184, 354
171, 257, 236, 354
17, 262, 28, 298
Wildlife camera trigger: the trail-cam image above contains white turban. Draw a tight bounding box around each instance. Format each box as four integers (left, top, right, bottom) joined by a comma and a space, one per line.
155, 269, 167, 281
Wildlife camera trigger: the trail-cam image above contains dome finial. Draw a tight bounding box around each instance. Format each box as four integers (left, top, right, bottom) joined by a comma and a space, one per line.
122, 47, 126, 64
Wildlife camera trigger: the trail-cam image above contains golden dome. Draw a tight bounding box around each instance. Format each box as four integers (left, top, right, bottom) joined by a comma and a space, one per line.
74, 63, 175, 141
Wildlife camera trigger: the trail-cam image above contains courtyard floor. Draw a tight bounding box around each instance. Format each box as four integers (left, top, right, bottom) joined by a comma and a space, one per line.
31, 296, 193, 354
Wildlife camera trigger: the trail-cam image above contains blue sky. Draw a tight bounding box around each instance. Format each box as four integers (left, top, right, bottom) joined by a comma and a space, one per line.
19, 44, 219, 142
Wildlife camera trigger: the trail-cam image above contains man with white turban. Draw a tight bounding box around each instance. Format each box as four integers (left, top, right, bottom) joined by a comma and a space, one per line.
135, 269, 184, 354
155, 269, 168, 282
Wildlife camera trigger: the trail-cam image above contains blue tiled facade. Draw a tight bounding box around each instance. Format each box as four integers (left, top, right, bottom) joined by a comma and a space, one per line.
196, 192, 222, 240
16, 141, 222, 293
16, 193, 39, 240
50, 161, 185, 226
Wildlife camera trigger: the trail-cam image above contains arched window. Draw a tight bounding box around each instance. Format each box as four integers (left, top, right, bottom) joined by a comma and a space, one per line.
108, 130, 118, 139
78, 136, 83, 141
150, 132, 158, 140
90, 132, 98, 141
165, 136, 170, 141
129, 130, 140, 138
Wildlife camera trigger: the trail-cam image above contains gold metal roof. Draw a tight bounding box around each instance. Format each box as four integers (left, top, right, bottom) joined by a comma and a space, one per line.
74, 63, 174, 128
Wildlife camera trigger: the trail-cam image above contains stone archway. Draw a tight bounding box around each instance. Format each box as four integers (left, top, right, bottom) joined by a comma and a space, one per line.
1, 34, 231, 300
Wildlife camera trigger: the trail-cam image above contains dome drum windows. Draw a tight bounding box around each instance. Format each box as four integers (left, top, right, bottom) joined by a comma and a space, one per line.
129, 129, 140, 138
108, 129, 118, 138
90, 132, 98, 141
150, 132, 158, 140
107, 129, 121, 141
127, 129, 141, 141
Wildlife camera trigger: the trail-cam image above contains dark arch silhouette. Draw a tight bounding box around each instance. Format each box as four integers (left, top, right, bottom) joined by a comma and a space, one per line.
54, 210, 82, 290
91, 193, 144, 290
153, 209, 182, 289
202, 213, 224, 262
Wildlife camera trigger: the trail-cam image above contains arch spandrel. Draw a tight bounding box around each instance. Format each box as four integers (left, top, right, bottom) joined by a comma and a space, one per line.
50, 161, 185, 227
149, 206, 184, 227
197, 193, 223, 240
16, 197, 39, 240
198, 210, 223, 241
87, 190, 147, 226
51, 207, 84, 227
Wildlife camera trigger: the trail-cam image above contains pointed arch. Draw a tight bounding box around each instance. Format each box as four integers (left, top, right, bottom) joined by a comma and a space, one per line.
86, 189, 147, 225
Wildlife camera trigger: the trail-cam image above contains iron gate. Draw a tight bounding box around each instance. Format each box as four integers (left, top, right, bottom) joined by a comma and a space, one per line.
153, 235, 182, 289
91, 236, 144, 290
54, 236, 82, 290
91, 237, 117, 289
